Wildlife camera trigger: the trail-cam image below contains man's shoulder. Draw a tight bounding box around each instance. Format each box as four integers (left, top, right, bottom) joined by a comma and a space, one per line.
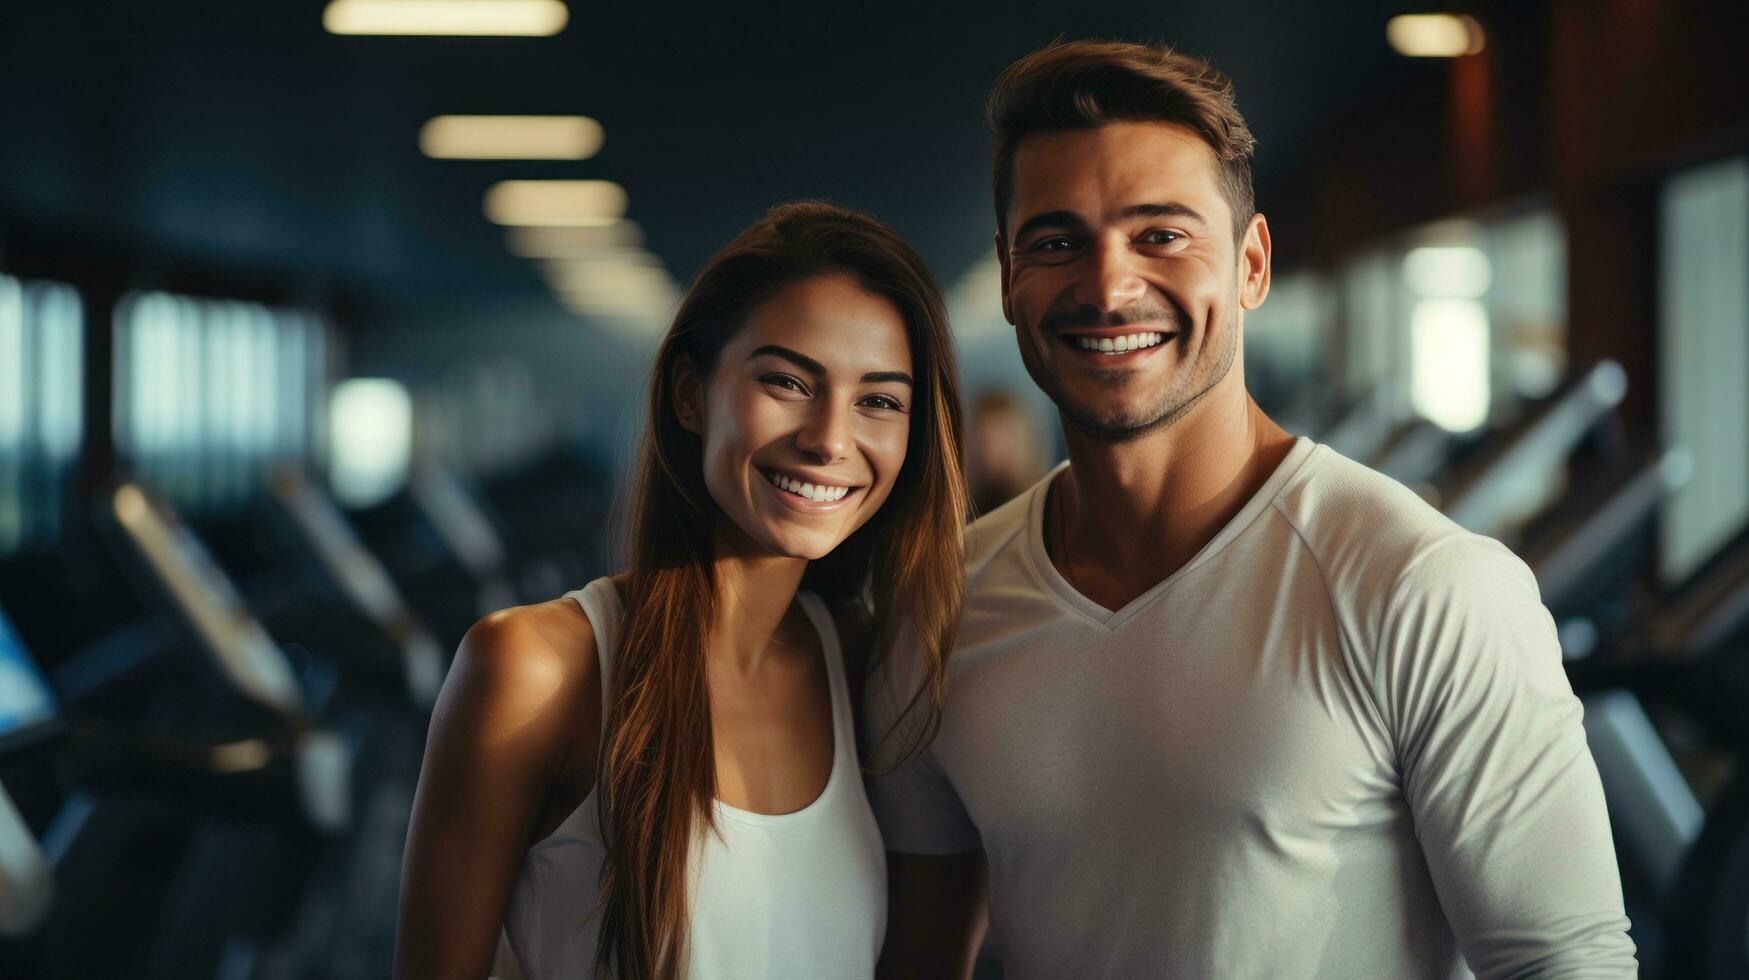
964, 468, 1051, 580
1273, 443, 1508, 605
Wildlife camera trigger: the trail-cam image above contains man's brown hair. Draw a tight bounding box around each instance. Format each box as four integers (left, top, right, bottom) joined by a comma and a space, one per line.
989, 40, 1258, 242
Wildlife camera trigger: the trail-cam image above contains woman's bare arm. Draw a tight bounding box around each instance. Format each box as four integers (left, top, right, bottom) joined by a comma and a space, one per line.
393, 604, 599, 979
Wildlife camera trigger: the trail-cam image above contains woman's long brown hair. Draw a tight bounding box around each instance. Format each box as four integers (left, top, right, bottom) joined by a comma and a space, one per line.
593, 201, 966, 979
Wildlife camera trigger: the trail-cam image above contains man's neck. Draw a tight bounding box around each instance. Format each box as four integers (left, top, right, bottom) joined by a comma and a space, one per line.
1051, 371, 1297, 611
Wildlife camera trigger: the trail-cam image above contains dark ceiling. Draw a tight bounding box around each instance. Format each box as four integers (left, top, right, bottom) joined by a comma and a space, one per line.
0, 1, 1432, 320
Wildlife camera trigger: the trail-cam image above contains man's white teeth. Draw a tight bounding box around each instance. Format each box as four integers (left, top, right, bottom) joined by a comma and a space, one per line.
766, 470, 851, 502
1074, 331, 1166, 354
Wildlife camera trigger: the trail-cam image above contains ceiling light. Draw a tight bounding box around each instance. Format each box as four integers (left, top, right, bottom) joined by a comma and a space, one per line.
541, 250, 664, 275
506, 222, 643, 257
546, 265, 673, 297
484, 179, 627, 226
1386, 14, 1484, 58
421, 115, 601, 160
324, 0, 568, 37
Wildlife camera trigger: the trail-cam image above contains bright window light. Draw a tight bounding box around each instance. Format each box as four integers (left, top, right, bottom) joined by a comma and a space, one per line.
505, 222, 642, 257
323, 0, 567, 37
483, 179, 627, 227
329, 379, 413, 507
1404, 245, 1492, 298
1387, 14, 1484, 58
0, 278, 22, 450
420, 115, 602, 160
1411, 298, 1491, 432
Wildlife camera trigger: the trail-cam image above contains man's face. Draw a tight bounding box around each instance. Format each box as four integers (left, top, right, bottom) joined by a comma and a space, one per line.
998, 121, 1269, 441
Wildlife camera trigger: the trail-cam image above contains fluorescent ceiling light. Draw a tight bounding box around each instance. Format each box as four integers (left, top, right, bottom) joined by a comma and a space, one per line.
545, 261, 671, 294
484, 179, 627, 226
1386, 14, 1484, 57
506, 223, 643, 257
542, 251, 664, 276
324, 0, 568, 37
421, 115, 602, 160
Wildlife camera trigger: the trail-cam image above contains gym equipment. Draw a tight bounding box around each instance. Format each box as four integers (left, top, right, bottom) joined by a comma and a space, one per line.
1437, 360, 1629, 539
269, 469, 446, 709
0, 605, 55, 940
347, 466, 519, 651
1563, 520, 1749, 978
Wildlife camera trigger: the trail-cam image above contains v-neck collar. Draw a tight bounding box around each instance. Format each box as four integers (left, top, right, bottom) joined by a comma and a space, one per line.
1022, 437, 1317, 631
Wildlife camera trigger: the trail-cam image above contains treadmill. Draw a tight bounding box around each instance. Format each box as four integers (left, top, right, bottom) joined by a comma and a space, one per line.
1437, 359, 1629, 539
1560, 519, 1749, 978
0, 603, 57, 947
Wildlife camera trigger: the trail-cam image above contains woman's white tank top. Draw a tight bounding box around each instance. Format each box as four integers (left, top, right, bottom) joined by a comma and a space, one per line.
497, 577, 887, 979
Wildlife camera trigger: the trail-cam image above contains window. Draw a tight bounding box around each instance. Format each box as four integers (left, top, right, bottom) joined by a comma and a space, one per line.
0, 274, 83, 555
1659, 157, 1749, 583
1336, 206, 1567, 435
113, 291, 327, 512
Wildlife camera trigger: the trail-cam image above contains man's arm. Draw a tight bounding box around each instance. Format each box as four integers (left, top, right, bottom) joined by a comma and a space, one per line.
862, 623, 989, 978
879, 849, 988, 980
1383, 535, 1638, 978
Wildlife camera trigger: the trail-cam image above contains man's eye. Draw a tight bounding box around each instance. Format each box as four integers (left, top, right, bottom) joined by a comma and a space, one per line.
1034, 237, 1076, 252
1139, 230, 1181, 245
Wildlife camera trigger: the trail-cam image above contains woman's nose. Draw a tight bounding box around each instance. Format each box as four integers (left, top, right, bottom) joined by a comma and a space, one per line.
794, 400, 852, 463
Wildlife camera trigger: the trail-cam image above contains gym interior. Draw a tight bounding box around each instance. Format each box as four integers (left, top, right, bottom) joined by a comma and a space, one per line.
1, 1, 1746, 976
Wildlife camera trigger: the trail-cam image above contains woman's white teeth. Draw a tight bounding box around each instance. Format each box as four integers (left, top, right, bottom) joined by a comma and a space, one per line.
766, 471, 850, 502
1074, 331, 1165, 354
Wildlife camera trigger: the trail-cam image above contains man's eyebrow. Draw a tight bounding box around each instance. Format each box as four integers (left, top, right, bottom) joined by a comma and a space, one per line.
862, 371, 913, 388
1012, 210, 1087, 241
1012, 203, 1208, 241
1122, 202, 1208, 226
747, 344, 825, 375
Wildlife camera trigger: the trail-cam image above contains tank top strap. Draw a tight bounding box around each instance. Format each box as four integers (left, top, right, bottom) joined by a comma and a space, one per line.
564, 576, 623, 728
568, 582, 853, 761
793, 591, 856, 762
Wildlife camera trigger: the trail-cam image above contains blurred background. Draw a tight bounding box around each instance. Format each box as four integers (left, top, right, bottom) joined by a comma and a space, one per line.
0, 1, 1745, 976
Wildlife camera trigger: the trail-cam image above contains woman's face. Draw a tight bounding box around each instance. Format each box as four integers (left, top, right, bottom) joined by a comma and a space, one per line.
683, 273, 916, 561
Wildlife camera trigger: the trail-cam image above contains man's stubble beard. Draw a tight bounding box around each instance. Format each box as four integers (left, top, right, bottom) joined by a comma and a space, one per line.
1017, 302, 1240, 444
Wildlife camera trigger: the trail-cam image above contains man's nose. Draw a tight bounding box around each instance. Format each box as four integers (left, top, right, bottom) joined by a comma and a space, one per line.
1072, 238, 1148, 313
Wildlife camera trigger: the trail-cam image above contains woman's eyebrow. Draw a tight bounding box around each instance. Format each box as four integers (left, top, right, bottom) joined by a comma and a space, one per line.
863, 371, 913, 388
750, 345, 912, 387
747, 344, 824, 375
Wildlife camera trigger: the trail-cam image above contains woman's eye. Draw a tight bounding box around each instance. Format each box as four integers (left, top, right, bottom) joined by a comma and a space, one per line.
761, 374, 808, 395
861, 394, 906, 412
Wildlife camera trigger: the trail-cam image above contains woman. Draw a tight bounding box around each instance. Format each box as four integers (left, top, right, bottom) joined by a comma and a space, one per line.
393, 201, 967, 980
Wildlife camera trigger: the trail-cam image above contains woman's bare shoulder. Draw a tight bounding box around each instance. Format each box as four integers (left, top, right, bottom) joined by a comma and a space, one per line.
442, 597, 601, 741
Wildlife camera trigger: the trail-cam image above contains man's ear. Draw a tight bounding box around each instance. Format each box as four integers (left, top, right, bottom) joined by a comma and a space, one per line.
995, 230, 1016, 325
671, 354, 706, 435
1238, 213, 1272, 311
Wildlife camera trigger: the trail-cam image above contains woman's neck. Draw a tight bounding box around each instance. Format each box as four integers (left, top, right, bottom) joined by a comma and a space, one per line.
708, 534, 810, 676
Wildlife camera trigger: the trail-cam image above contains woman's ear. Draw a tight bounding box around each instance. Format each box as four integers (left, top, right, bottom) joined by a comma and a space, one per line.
671, 354, 706, 435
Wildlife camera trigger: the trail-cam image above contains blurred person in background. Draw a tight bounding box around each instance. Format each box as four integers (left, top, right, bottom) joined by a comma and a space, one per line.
395, 201, 968, 980
867, 40, 1637, 978
965, 389, 1049, 517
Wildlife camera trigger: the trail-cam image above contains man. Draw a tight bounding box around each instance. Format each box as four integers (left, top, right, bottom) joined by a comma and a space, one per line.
865, 40, 1637, 978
